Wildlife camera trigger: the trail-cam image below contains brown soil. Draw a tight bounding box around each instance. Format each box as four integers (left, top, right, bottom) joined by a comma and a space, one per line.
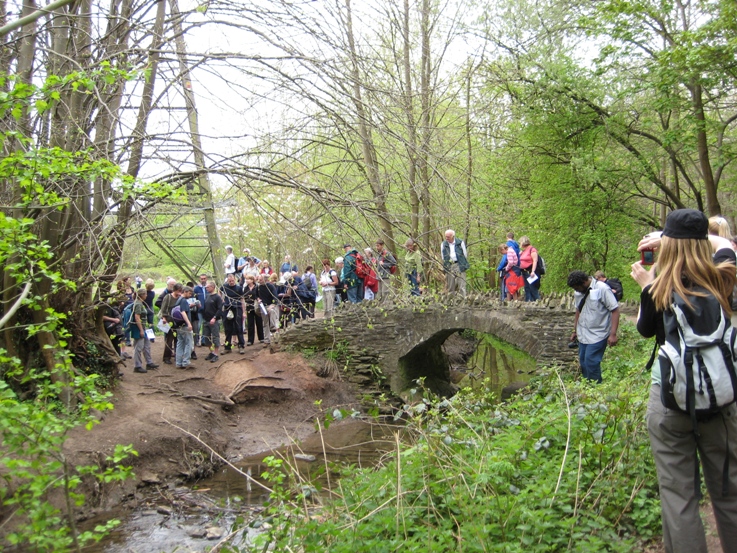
63, 336, 361, 515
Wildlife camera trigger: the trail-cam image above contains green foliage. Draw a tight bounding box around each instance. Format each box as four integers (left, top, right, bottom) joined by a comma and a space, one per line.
0, 69, 142, 553
258, 323, 660, 551
325, 340, 350, 362
0, 367, 137, 552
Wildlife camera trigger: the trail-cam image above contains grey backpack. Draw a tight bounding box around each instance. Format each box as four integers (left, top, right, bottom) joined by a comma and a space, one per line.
659, 288, 737, 419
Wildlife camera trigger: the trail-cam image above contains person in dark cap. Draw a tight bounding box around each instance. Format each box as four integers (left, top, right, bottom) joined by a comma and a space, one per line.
631, 208, 737, 553
341, 244, 362, 303
567, 270, 620, 383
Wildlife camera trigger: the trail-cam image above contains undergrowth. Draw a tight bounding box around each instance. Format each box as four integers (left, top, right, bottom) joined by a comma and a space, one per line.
255, 322, 661, 552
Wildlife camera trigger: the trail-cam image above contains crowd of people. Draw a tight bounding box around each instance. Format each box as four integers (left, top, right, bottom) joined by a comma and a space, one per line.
105, 230, 550, 374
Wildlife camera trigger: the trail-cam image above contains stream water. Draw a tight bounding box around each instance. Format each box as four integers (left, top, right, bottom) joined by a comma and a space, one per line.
85, 418, 402, 553
87, 333, 537, 552
461, 333, 537, 396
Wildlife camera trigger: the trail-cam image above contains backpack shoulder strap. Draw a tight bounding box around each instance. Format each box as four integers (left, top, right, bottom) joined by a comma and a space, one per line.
577, 288, 591, 312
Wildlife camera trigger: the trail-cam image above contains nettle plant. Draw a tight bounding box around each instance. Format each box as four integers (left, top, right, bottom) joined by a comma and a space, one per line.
0, 216, 137, 551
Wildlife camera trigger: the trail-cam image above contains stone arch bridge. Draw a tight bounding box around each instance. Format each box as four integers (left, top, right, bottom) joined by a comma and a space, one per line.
276, 295, 636, 397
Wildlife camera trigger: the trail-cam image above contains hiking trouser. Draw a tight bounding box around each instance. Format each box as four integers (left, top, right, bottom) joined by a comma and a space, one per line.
445, 264, 466, 298
133, 336, 153, 369
377, 278, 390, 300
267, 304, 279, 330
577, 338, 607, 383
245, 309, 264, 344
322, 289, 336, 317
175, 328, 193, 367
347, 285, 362, 304
407, 271, 420, 296
223, 309, 244, 349
523, 273, 540, 301
647, 384, 737, 553
164, 327, 177, 361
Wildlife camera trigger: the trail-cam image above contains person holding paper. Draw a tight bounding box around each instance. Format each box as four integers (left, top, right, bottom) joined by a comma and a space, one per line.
519, 236, 541, 302
132, 288, 158, 373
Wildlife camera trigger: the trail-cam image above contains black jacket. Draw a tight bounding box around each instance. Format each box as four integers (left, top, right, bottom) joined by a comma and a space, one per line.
257, 282, 278, 306
243, 284, 259, 312
221, 283, 244, 311
202, 293, 224, 321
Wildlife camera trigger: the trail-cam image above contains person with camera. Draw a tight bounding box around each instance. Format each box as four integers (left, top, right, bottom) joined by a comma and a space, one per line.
567, 270, 620, 383
200, 280, 223, 363
631, 209, 737, 553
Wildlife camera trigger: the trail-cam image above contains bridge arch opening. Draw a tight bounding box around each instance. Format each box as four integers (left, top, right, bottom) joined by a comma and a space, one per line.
396, 325, 542, 398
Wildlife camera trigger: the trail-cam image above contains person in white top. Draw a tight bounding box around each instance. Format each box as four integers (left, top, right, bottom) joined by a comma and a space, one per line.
224, 245, 236, 275
244, 257, 260, 279
319, 258, 340, 318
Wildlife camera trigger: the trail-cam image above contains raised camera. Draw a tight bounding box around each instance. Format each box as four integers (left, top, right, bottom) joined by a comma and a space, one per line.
641, 249, 655, 265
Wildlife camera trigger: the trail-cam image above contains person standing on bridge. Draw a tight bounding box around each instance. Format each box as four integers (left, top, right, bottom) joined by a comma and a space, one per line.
567, 270, 620, 383
375, 239, 397, 301
404, 239, 422, 296
342, 244, 363, 303
221, 273, 246, 355
224, 245, 236, 277
441, 229, 469, 298
201, 280, 223, 363
334, 257, 348, 306
319, 258, 339, 317
280, 255, 297, 280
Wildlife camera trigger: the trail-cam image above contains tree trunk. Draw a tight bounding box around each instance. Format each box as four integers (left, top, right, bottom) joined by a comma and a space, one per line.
418, 0, 432, 255
93, 0, 131, 219
690, 82, 720, 216
169, 0, 224, 283
344, 0, 395, 252
2, 0, 36, 361
104, 0, 166, 279
401, 0, 419, 238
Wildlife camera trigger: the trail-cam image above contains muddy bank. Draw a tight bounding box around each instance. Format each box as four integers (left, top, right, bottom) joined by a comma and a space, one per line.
62, 339, 362, 520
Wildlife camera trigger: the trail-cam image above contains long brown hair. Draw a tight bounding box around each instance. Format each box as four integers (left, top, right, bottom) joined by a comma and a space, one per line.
649, 236, 735, 313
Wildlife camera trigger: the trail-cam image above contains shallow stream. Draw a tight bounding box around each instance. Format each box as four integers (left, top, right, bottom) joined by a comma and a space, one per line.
86, 418, 401, 553
460, 333, 537, 396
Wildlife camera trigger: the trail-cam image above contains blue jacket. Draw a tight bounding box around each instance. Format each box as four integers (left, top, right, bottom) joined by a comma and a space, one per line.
507, 239, 520, 258
193, 284, 207, 307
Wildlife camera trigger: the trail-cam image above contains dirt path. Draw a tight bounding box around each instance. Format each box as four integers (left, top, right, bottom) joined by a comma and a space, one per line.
64, 335, 360, 515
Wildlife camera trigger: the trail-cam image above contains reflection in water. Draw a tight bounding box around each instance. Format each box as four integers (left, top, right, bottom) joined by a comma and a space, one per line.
88, 419, 402, 553
463, 334, 537, 398
206, 419, 402, 505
